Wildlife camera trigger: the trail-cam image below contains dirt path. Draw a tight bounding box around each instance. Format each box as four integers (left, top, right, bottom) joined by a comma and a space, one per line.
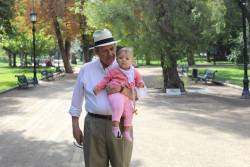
0, 67, 250, 167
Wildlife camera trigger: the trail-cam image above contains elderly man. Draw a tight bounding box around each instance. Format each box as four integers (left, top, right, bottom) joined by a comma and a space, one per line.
69, 29, 134, 167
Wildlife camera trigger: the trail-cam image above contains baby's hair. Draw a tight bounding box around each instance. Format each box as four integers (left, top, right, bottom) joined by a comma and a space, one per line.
117, 47, 133, 57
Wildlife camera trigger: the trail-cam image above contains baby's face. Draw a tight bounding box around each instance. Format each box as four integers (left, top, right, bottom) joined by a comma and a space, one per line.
117, 52, 132, 70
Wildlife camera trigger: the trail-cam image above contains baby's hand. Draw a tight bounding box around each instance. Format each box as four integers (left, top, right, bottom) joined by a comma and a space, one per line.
138, 82, 144, 88
93, 87, 100, 95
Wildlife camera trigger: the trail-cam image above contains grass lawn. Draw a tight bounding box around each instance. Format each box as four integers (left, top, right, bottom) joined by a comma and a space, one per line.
190, 66, 250, 87
0, 61, 83, 92
0, 62, 56, 92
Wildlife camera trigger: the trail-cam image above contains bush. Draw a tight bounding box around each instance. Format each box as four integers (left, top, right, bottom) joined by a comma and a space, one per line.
0, 56, 9, 63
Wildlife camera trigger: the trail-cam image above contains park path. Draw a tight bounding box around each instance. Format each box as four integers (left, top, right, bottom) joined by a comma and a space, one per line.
0, 67, 250, 167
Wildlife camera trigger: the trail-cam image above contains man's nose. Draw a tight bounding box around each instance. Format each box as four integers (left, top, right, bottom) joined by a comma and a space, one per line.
108, 50, 113, 56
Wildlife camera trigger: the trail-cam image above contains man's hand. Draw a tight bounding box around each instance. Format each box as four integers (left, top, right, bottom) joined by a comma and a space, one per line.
122, 87, 135, 100
106, 85, 137, 100
137, 82, 145, 88
93, 87, 100, 95
72, 117, 83, 145
106, 85, 122, 94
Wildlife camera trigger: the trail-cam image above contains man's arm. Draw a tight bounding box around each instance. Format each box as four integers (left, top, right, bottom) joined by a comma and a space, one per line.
107, 85, 135, 100
69, 67, 85, 144
93, 71, 112, 95
72, 116, 83, 145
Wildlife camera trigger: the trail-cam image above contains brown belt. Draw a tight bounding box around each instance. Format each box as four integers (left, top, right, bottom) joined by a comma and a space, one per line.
88, 112, 112, 120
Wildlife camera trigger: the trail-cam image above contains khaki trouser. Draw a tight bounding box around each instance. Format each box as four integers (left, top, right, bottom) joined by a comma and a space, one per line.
83, 114, 133, 167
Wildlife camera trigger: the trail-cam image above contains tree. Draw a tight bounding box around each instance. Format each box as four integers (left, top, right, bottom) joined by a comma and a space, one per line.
74, 0, 93, 63
0, 0, 15, 36
35, 0, 84, 73
84, 0, 235, 91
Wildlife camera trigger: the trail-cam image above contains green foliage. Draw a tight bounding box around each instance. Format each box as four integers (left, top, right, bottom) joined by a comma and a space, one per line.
0, 27, 55, 60
0, 0, 16, 35
35, 30, 55, 57
227, 32, 243, 63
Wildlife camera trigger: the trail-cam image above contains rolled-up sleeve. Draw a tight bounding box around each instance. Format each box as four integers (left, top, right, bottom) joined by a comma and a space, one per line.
135, 86, 147, 100
69, 67, 85, 117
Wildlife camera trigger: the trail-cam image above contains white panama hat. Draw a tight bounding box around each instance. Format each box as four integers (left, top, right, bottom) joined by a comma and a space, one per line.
89, 29, 120, 50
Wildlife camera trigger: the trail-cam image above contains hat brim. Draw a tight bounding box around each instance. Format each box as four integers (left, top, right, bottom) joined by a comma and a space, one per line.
89, 40, 120, 50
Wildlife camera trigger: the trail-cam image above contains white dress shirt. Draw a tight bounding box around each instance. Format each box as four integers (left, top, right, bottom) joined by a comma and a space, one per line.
69, 59, 118, 117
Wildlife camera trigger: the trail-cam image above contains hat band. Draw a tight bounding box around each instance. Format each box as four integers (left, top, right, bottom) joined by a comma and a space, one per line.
95, 37, 114, 46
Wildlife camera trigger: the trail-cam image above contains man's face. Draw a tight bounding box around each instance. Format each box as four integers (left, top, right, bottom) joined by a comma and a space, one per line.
95, 44, 116, 68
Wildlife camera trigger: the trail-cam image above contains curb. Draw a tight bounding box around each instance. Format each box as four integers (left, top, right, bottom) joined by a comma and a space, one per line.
0, 86, 19, 94
212, 80, 243, 90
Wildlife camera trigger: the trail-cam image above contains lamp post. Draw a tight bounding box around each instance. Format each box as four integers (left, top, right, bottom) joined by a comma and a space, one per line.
239, 0, 250, 99
30, 9, 38, 84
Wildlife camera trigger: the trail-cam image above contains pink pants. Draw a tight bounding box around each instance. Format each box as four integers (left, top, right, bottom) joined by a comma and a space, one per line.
108, 93, 134, 127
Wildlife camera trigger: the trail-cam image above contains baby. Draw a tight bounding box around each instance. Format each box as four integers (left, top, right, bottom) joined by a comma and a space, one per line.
93, 47, 144, 141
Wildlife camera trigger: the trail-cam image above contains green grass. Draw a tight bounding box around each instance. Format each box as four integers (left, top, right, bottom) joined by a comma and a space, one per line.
0, 61, 82, 92
136, 59, 161, 66
135, 58, 248, 87
0, 62, 56, 92
190, 66, 250, 87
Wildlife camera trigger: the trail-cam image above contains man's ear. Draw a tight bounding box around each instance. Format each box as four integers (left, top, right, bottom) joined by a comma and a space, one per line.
94, 48, 98, 55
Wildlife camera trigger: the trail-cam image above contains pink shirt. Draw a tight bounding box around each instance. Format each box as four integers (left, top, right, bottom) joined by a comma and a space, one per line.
95, 67, 143, 90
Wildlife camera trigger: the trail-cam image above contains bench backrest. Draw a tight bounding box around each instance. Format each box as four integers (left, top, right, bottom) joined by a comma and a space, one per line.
204, 69, 216, 79
41, 70, 48, 76
17, 75, 28, 83
15, 75, 29, 87
177, 64, 189, 73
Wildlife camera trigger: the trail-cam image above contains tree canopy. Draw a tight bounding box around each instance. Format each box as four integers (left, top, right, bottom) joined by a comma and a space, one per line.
0, 0, 247, 89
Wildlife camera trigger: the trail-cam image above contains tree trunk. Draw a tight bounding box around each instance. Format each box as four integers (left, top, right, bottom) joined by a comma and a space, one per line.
79, 0, 91, 63
145, 54, 151, 65
3, 47, 13, 67
161, 57, 168, 90
20, 50, 24, 67
64, 38, 73, 73
13, 53, 17, 67
82, 42, 91, 63
213, 53, 216, 65
53, 17, 73, 73
161, 53, 185, 92
8, 53, 12, 67
24, 54, 28, 67
187, 51, 195, 66
207, 51, 211, 62
71, 53, 77, 64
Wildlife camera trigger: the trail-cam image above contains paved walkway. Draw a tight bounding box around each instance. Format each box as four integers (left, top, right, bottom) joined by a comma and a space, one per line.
0, 67, 250, 167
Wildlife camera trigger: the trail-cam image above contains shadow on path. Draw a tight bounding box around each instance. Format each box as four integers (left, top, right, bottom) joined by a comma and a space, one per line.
0, 76, 76, 118
139, 89, 250, 138
0, 131, 83, 167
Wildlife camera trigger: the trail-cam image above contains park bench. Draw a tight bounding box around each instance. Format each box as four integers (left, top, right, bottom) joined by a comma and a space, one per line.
196, 69, 217, 84
56, 67, 65, 74
177, 64, 189, 74
41, 70, 54, 80
15, 75, 36, 88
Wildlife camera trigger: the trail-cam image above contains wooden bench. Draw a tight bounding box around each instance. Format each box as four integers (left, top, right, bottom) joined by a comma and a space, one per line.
196, 69, 217, 84
15, 75, 36, 88
41, 70, 54, 80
